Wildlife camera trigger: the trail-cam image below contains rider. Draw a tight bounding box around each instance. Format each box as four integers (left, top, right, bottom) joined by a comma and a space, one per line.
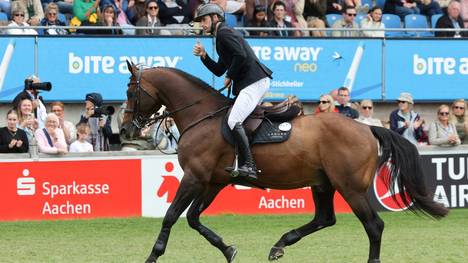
193, 3, 273, 180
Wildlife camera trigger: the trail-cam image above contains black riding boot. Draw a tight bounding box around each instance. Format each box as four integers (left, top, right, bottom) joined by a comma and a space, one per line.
226, 122, 257, 179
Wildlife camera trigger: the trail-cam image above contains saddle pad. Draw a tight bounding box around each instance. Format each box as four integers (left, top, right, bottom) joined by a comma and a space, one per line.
222, 118, 292, 146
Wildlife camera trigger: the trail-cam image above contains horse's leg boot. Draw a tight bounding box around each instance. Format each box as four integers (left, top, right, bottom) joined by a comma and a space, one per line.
226, 122, 257, 180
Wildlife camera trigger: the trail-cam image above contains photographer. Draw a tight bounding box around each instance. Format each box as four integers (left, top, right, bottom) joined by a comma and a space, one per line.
12, 75, 51, 128
78, 93, 113, 151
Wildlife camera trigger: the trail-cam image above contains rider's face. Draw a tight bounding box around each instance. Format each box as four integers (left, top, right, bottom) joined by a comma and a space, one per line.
201, 15, 214, 34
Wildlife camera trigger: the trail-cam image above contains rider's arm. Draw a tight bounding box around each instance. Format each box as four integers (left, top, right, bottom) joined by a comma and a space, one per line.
201, 53, 227, 77
218, 30, 246, 80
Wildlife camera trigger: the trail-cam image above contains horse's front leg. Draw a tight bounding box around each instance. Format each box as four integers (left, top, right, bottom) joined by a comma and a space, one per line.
146, 175, 204, 263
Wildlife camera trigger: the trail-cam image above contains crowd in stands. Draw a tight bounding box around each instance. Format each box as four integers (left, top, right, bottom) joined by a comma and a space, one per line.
1, 0, 467, 36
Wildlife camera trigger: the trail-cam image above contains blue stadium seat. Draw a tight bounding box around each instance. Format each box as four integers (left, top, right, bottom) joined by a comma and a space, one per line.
326, 14, 342, 27
0, 12, 8, 21
356, 14, 367, 25
58, 13, 68, 26
382, 14, 405, 37
431, 14, 443, 28
376, 0, 386, 8
224, 13, 238, 27
404, 14, 433, 37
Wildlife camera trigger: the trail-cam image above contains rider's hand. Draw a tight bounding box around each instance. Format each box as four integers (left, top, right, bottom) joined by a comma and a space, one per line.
193, 40, 206, 59
224, 78, 232, 88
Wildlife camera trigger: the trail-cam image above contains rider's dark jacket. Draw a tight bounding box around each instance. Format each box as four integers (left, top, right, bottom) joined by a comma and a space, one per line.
201, 23, 272, 96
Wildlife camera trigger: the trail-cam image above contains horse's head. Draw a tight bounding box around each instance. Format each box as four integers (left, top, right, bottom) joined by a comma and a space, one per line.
120, 61, 163, 140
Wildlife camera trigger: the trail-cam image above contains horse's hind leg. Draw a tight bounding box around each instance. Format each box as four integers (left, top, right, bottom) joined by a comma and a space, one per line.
146, 175, 204, 263
269, 184, 336, 261
342, 192, 384, 263
186, 184, 237, 263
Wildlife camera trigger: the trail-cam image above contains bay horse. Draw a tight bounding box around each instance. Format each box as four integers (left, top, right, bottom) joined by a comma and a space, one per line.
120, 62, 448, 263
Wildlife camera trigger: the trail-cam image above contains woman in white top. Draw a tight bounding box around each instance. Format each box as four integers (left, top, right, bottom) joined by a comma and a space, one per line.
428, 104, 461, 147
356, 99, 383, 127
360, 6, 385, 38
7, 6, 38, 35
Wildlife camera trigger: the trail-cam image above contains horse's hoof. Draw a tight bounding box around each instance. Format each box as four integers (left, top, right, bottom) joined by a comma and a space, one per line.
268, 246, 284, 261
368, 259, 381, 263
145, 253, 158, 263
223, 245, 237, 263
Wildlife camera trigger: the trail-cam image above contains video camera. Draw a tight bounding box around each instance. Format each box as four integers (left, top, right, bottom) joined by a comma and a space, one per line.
90, 105, 115, 118
25, 79, 52, 92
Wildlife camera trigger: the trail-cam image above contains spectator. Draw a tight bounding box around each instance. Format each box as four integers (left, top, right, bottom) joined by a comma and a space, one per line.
335, 87, 359, 119
343, 0, 370, 14
39, 3, 68, 35
327, 0, 343, 14
211, 0, 245, 15
16, 98, 39, 141
245, 4, 270, 36
6, 5, 38, 35
268, 1, 299, 36
0, 109, 29, 153
72, 0, 99, 24
450, 99, 468, 144
69, 123, 94, 152
360, 6, 385, 37
314, 94, 338, 114
136, 0, 169, 35
245, 0, 269, 24
117, 101, 156, 151
15, 0, 44, 26
418, 0, 442, 18
153, 117, 179, 153
356, 99, 383, 126
127, 0, 147, 25
389, 92, 425, 145
158, 0, 191, 34
461, 0, 468, 27
55, 0, 74, 17
428, 104, 461, 146
331, 5, 361, 37
50, 101, 76, 145
435, 0, 468, 37
298, 0, 326, 37
384, 0, 420, 20
78, 93, 113, 151
97, 4, 123, 34
12, 75, 48, 128
35, 113, 68, 154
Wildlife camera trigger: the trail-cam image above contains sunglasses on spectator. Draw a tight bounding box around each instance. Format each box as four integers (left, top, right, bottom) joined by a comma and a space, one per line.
453, 106, 465, 110
48, 12, 57, 16
362, 106, 373, 110
148, 6, 159, 10
14, 13, 25, 17
346, 13, 357, 16
438, 112, 449, 116
319, 100, 330, 104
397, 100, 408, 104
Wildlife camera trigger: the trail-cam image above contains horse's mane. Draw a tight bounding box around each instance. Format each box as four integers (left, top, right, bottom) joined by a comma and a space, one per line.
159, 67, 229, 101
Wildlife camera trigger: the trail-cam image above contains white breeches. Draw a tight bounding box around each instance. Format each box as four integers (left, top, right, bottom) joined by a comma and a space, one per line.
228, 77, 270, 130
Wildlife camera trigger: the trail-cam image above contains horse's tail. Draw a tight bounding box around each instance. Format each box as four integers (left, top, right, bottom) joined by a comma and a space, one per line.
369, 126, 449, 219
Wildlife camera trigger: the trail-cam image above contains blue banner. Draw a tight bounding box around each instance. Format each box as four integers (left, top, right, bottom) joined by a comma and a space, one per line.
36, 37, 214, 101
0, 37, 35, 102
385, 40, 468, 100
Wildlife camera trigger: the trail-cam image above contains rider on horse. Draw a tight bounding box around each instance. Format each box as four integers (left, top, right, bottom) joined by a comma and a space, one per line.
193, 3, 273, 180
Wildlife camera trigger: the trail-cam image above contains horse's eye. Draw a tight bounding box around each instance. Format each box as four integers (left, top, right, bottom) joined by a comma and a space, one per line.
127, 90, 134, 99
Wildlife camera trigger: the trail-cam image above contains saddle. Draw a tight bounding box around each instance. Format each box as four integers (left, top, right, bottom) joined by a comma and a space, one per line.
222, 96, 303, 145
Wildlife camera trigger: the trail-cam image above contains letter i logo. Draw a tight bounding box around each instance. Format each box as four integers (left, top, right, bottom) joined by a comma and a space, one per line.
17, 169, 36, 196
157, 162, 180, 203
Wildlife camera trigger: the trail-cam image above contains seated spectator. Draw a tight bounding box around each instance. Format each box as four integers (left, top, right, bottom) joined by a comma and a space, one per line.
450, 99, 468, 144
117, 101, 156, 151
35, 113, 68, 154
78, 93, 113, 151
136, 0, 169, 35
268, 1, 300, 36
314, 94, 338, 114
69, 123, 94, 152
0, 109, 29, 153
418, 0, 442, 17
50, 101, 76, 146
327, 0, 343, 14
6, 5, 38, 35
114, 0, 136, 35
39, 3, 68, 35
158, 0, 191, 34
127, 0, 147, 25
15, 0, 44, 26
435, 0, 468, 37
335, 87, 359, 119
298, 0, 326, 37
461, 0, 468, 27
153, 117, 179, 153
211, 0, 245, 15
356, 99, 383, 126
12, 75, 48, 128
245, 4, 270, 36
360, 6, 385, 37
428, 104, 461, 146
17, 98, 39, 141
389, 92, 425, 145
245, 0, 269, 24
96, 4, 123, 34
384, 0, 420, 20
331, 6, 361, 37
72, 0, 99, 25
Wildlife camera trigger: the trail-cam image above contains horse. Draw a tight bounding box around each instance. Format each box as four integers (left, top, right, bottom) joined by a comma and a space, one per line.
120, 62, 448, 263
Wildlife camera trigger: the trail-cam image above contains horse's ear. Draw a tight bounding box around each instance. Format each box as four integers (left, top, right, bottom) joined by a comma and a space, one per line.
127, 60, 136, 76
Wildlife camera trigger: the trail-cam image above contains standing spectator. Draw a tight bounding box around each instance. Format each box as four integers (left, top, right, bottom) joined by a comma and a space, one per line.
435, 0, 468, 37
428, 104, 461, 146
0, 110, 29, 153
450, 99, 468, 144
335, 87, 359, 119
384, 0, 420, 20
153, 117, 180, 153
15, 0, 44, 26
35, 113, 68, 154
360, 6, 385, 37
245, 4, 270, 36
268, 1, 299, 36
16, 98, 38, 141
298, 0, 326, 37
331, 5, 361, 37
389, 92, 425, 145
6, 5, 38, 35
39, 3, 68, 35
314, 94, 338, 114
50, 101, 76, 146
136, 0, 168, 35
12, 75, 48, 128
69, 123, 94, 152
78, 93, 112, 151
356, 99, 383, 126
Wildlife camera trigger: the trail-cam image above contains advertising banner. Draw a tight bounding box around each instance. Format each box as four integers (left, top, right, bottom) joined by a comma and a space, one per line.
0, 160, 141, 221
0, 37, 35, 102
385, 40, 468, 100
36, 37, 214, 101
